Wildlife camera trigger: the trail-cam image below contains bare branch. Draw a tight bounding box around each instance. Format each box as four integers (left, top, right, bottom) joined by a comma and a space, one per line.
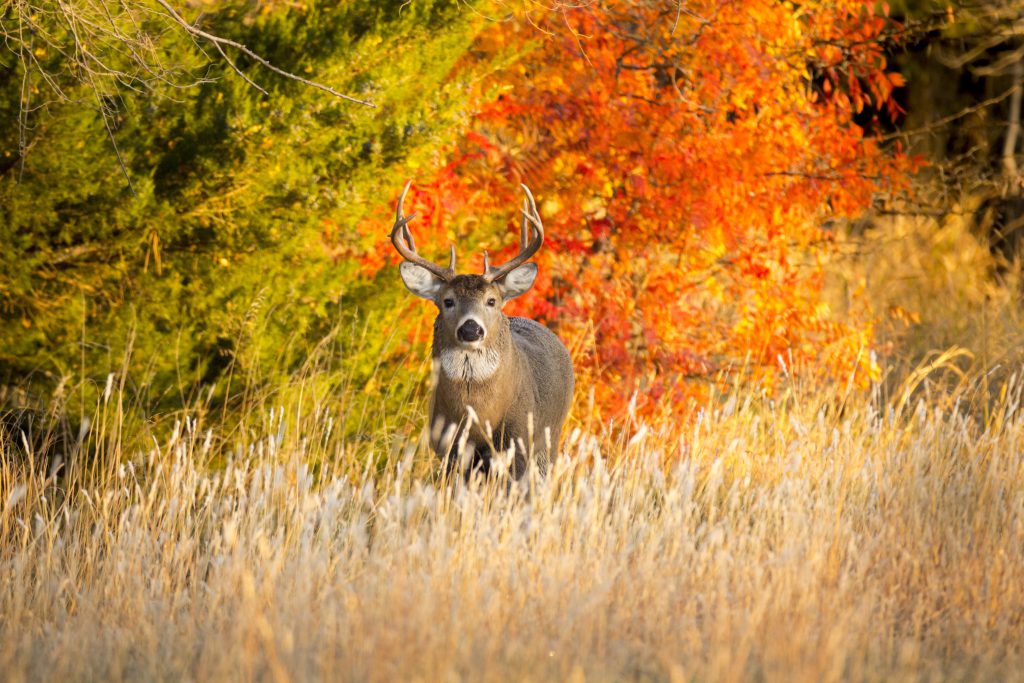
1002, 52, 1023, 179
212, 41, 267, 96
1, 0, 376, 187
150, 0, 374, 107
878, 85, 1021, 143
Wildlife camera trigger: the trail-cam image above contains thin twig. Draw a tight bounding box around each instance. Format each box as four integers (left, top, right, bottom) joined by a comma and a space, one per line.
1002, 53, 1022, 178
151, 0, 375, 107
878, 85, 1021, 143
213, 41, 267, 96
18, 16, 32, 182
55, 0, 135, 191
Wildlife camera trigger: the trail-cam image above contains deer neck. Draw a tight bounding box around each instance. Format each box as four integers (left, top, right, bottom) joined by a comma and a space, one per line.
435, 335, 520, 439
438, 341, 512, 386
435, 316, 519, 385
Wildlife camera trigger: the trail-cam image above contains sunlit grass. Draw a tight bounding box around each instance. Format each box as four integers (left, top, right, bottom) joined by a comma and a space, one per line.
2, 358, 1022, 682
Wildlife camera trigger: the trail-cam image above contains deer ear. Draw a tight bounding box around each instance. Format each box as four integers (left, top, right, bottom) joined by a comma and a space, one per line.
497, 262, 538, 301
400, 262, 445, 300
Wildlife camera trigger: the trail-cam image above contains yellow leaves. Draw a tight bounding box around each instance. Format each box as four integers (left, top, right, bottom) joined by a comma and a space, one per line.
729, 86, 754, 111
540, 197, 561, 218
581, 195, 606, 219
733, 316, 755, 337
889, 305, 921, 326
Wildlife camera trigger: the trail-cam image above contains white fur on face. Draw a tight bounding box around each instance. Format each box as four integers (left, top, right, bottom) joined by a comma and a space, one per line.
439, 347, 501, 382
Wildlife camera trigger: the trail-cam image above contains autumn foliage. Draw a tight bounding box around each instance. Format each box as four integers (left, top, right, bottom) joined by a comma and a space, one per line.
359, 0, 914, 418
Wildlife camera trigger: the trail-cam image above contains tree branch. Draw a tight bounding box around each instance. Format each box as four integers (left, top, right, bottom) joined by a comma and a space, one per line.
1002, 50, 1022, 180
151, 0, 375, 107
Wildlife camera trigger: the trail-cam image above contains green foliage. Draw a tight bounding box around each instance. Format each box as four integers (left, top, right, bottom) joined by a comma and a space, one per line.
1, 0, 488, 420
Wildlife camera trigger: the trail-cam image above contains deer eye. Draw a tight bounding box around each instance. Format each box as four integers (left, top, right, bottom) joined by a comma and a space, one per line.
486, 298, 497, 307
442, 299, 455, 309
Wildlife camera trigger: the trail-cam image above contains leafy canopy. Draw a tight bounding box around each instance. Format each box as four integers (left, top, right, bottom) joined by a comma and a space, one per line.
355, 0, 915, 418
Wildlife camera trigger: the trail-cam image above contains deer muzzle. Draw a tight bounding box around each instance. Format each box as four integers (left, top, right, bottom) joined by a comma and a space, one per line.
457, 319, 485, 343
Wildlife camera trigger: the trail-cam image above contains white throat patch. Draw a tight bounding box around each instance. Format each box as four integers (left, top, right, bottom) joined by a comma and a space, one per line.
439, 347, 502, 382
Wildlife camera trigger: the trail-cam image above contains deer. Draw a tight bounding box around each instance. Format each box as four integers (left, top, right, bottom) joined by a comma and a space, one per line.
389, 181, 575, 480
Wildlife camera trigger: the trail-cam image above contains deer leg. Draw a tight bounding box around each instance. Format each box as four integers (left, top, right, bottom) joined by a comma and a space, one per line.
464, 444, 492, 483
506, 437, 527, 481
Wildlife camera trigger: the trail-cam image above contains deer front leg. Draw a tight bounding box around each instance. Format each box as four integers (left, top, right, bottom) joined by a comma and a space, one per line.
500, 410, 547, 480
431, 415, 462, 474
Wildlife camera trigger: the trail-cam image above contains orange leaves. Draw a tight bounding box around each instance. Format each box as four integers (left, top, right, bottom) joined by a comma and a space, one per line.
362, 0, 912, 419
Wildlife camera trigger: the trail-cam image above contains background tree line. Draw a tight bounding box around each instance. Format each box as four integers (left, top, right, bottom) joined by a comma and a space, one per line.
2, 0, 1023, 437
1, 0, 493, 427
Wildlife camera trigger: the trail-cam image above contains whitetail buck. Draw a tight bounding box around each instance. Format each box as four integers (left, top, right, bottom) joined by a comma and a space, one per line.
390, 181, 574, 479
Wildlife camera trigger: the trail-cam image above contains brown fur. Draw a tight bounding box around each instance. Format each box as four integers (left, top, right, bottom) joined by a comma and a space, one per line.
424, 275, 575, 479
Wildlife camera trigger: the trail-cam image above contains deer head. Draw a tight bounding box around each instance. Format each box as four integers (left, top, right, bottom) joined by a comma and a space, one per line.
390, 181, 544, 357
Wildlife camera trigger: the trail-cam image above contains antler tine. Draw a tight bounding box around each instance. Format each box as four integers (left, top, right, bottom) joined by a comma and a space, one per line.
402, 224, 416, 251
520, 198, 529, 250
395, 179, 411, 224
389, 181, 455, 281
521, 184, 541, 224
483, 184, 544, 283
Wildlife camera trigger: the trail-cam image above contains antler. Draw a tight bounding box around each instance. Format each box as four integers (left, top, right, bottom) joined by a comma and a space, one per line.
390, 180, 456, 280
483, 184, 544, 283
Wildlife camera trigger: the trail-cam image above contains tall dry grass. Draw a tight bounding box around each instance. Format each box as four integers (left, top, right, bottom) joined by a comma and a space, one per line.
2, 363, 1023, 682
2, 208, 1024, 682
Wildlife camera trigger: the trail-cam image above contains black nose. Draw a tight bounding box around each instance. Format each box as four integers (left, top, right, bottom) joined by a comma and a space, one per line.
457, 319, 485, 342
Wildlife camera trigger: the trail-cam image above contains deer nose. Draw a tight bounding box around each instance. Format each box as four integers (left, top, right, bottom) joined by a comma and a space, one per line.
457, 319, 485, 342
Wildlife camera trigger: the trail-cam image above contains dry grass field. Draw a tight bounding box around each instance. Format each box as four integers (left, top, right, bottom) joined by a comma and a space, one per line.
2, 215, 1023, 682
